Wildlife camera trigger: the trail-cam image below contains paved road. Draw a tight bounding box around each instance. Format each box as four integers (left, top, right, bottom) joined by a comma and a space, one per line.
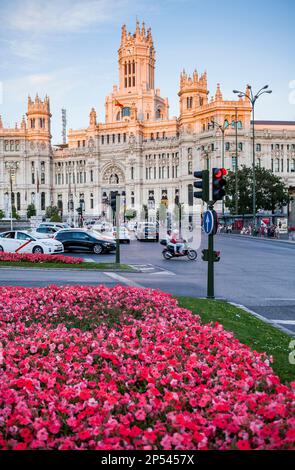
1, 234, 294, 334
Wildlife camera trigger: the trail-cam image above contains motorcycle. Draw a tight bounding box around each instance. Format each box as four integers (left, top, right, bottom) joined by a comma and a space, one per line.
160, 239, 197, 261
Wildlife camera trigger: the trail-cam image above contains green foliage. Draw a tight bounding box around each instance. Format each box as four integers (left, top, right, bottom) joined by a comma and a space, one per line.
45, 206, 61, 222
0, 209, 4, 220
124, 209, 137, 220
225, 165, 289, 215
26, 203, 36, 219
12, 206, 20, 220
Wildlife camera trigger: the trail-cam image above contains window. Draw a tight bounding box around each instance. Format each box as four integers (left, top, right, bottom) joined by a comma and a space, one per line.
224, 119, 229, 128
118, 134, 121, 143
232, 156, 237, 171
90, 193, 94, 209
156, 108, 162, 119
275, 158, 279, 172
131, 166, 134, 180
32, 173, 35, 184
225, 142, 230, 151
116, 111, 121, 121
123, 133, 126, 143
41, 173, 45, 184
237, 121, 242, 129
281, 159, 284, 172
107, 135, 109, 144
188, 161, 192, 175
287, 159, 290, 172
30, 118, 35, 129
112, 134, 115, 143
4, 141, 9, 151
17, 192, 21, 211
83, 140, 85, 147
122, 107, 130, 117
10, 140, 14, 151
90, 170, 93, 182
271, 159, 273, 172
256, 143, 261, 152
77, 141, 80, 148
15, 141, 20, 151
238, 142, 243, 151
188, 184, 193, 206
101, 135, 104, 144
41, 192, 45, 211
187, 97, 193, 109
291, 159, 295, 172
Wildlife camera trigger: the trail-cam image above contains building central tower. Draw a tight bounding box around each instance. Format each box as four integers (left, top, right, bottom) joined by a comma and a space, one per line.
118, 21, 155, 91
104, 21, 168, 124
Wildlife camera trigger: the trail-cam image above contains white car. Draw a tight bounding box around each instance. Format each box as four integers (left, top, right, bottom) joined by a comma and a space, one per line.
0, 230, 64, 254
105, 226, 131, 244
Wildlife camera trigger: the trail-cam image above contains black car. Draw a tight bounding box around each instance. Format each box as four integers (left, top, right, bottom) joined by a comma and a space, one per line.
54, 229, 116, 254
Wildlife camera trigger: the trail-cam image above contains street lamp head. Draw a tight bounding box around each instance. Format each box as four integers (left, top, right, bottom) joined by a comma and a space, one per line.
233, 90, 239, 94
266, 90, 272, 94
263, 85, 269, 89
246, 84, 252, 89
238, 93, 244, 98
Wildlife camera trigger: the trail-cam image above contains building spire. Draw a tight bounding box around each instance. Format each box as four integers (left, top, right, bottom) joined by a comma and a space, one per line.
0, 115, 2, 128
215, 83, 223, 101
121, 24, 127, 44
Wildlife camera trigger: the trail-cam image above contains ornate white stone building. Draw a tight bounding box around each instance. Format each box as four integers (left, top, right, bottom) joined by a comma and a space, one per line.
1, 21, 295, 222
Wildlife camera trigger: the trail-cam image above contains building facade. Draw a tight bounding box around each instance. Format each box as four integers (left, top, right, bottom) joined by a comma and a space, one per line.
1, 21, 295, 222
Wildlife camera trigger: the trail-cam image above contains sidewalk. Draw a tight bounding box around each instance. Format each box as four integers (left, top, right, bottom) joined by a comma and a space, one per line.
218, 232, 295, 244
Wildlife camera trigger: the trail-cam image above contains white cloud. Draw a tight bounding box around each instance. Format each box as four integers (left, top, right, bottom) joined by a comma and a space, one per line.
4, 0, 131, 34
7, 39, 43, 60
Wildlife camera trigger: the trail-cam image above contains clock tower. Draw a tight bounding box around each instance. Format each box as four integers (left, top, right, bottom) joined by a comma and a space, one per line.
118, 21, 155, 91
104, 21, 169, 123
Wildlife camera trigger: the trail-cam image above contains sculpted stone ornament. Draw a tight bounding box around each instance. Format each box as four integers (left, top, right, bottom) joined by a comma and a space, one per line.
103, 164, 125, 185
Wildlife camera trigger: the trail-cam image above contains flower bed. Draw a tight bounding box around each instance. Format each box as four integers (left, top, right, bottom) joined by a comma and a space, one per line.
0, 285, 294, 450
0, 252, 83, 264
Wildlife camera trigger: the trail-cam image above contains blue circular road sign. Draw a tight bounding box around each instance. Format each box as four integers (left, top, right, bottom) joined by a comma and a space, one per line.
203, 210, 214, 234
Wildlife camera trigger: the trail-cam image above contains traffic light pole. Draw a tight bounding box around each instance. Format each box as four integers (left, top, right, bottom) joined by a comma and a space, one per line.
207, 203, 215, 299
115, 194, 120, 265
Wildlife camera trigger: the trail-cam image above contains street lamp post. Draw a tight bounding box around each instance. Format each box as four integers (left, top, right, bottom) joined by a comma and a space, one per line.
5, 161, 19, 230
233, 85, 272, 230
209, 119, 229, 216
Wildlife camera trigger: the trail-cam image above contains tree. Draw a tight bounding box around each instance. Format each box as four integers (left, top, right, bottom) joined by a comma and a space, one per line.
27, 203, 36, 219
0, 210, 4, 220
45, 206, 61, 222
124, 208, 137, 220
225, 165, 289, 215
12, 206, 20, 220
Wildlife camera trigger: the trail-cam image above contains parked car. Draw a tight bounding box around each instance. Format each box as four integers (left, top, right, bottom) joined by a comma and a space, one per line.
136, 222, 159, 242
54, 229, 116, 254
38, 222, 70, 230
103, 226, 131, 244
35, 226, 59, 238
0, 231, 64, 254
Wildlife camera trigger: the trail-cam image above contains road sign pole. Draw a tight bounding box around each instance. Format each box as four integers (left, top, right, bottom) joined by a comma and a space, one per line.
115, 195, 120, 265
207, 203, 215, 299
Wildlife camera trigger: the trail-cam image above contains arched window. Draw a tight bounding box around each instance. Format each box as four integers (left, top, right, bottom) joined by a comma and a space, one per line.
224, 119, 229, 128
237, 120, 242, 129
188, 184, 193, 206
122, 107, 130, 117
11, 192, 15, 206
156, 108, 162, 119
41, 192, 45, 211
188, 161, 192, 175
17, 192, 21, 211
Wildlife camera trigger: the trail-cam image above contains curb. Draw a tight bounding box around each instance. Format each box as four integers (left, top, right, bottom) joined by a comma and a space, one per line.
0, 266, 136, 273
218, 233, 295, 245
228, 301, 295, 337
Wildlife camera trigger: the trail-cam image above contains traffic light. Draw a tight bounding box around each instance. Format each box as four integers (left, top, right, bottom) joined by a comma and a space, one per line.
194, 170, 209, 202
212, 168, 227, 201
202, 249, 220, 262
76, 207, 82, 215
110, 191, 117, 213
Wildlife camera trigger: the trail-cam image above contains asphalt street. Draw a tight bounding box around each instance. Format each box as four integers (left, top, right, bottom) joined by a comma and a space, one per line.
0, 234, 294, 334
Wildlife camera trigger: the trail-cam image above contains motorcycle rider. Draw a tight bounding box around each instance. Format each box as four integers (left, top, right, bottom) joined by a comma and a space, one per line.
166, 230, 178, 254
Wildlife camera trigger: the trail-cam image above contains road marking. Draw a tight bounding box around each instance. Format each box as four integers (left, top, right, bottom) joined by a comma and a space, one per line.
148, 270, 175, 276
272, 320, 295, 325
265, 298, 295, 301
103, 272, 143, 288
83, 257, 95, 263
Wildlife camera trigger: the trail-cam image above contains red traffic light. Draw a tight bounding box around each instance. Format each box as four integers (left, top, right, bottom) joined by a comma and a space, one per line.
214, 168, 227, 179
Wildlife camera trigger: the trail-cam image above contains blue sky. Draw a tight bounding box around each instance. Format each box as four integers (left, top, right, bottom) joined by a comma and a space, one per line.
0, 0, 294, 143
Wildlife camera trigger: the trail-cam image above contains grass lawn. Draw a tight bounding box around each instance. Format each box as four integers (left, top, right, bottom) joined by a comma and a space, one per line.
177, 297, 295, 384
0, 261, 132, 271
